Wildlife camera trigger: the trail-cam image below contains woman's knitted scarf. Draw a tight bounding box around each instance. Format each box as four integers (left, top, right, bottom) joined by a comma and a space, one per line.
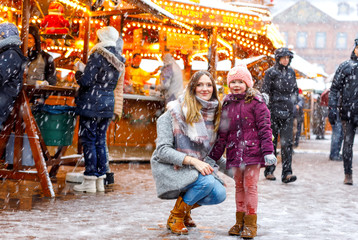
167, 95, 218, 160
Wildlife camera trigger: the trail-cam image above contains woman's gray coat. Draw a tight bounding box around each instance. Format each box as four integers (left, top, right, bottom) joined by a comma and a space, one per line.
151, 111, 232, 199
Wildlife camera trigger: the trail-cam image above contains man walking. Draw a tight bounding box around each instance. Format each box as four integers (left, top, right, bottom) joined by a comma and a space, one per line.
329, 39, 358, 185
261, 47, 298, 183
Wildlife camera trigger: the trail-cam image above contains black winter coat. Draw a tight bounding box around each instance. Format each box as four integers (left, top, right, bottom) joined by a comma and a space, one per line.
261, 63, 298, 119
75, 46, 123, 118
0, 45, 27, 126
329, 51, 358, 122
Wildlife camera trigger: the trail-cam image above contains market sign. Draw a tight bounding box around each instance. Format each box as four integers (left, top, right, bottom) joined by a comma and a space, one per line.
155, 1, 265, 32
166, 32, 201, 52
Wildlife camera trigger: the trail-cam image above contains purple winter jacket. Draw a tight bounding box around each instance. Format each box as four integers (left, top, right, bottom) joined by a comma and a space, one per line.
209, 93, 274, 168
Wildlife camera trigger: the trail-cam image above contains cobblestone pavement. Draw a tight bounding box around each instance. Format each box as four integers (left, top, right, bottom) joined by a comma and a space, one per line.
1, 135, 358, 240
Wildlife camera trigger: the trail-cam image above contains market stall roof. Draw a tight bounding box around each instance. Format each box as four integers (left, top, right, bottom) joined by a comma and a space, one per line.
297, 78, 326, 93
90, 0, 175, 20
290, 53, 328, 78
152, 0, 285, 55
153, 0, 270, 32
244, 53, 328, 79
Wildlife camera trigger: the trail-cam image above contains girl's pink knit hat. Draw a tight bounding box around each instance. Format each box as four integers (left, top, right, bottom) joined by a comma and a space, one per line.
227, 63, 253, 88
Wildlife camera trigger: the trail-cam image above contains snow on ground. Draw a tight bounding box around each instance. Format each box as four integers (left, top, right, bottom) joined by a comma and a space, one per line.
1, 136, 358, 240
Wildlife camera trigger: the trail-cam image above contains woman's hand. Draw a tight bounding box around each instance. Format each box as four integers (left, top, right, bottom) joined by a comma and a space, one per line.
184, 156, 214, 176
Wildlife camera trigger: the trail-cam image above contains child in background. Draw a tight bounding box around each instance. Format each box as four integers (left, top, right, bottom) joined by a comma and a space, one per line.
208, 63, 277, 239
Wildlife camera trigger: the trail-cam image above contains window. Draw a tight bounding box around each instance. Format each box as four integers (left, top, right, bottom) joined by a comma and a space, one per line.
336, 33, 347, 49
296, 32, 307, 48
281, 32, 288, 47
338, 2, 349, 15
315, 32, 326, 49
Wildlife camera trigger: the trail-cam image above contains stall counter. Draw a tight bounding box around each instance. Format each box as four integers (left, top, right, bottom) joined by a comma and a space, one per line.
107, 94, 165, 150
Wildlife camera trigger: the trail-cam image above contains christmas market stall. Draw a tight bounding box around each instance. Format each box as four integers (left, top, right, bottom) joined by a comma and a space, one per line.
0, 0, 174, 197
105, 0, 286, 159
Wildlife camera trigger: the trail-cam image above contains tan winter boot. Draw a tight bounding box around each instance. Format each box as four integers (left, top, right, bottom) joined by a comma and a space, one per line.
344, 174, 353, 185
241, 214, 257, 239
184, 203, 200, 228
228, 212, 245, 235
96, 175, 106, 192
167, 196, 192, 235
73, 175, 97, 193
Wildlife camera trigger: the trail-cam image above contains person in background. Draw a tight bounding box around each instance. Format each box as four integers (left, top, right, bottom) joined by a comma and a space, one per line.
125, 53, 159, 92
151, 70, 232, 235
73, 26, 124, 193
329, 91, 343, 161
293, 89, 304, 147
328, 38, 358, 185
261, 47, 298, 183
104, 36, 126, 185
313, 95, 328, 140
158, 53, 184, 105
26, 25, 56, 86
0, 22, 27, 130
208, 63, 276, 239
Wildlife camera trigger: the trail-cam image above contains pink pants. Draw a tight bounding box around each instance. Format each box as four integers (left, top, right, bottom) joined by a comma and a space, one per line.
233, 164, 261, 215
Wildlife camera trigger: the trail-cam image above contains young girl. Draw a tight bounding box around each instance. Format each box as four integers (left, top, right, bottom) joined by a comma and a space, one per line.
208, 64, 277, 239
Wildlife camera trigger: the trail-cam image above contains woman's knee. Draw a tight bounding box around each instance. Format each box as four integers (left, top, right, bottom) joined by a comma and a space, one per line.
214, 184, 227, 204
198, 174, 216, 192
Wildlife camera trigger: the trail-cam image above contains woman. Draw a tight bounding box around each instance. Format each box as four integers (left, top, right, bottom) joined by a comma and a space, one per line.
0, 22, 27, 129
26, 25, 56, 86
151, 70, 231, 235
159, 53, 184, 105
73, 26, 125, 193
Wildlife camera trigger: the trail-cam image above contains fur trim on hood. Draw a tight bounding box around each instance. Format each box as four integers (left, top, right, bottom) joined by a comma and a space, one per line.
0, 35, 21, 50
90, 45, 124, 73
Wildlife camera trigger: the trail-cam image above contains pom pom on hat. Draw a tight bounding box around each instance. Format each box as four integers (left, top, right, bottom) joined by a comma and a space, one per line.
97, 26, 119, 46
0, 22, 19, 39
227, 63, 253, 88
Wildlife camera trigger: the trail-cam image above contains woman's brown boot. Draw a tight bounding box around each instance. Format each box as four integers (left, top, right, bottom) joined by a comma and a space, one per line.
228, 212, 245, 235
167, 196, 192, 235
184, 203, 200, 227
241, 214, 257, 239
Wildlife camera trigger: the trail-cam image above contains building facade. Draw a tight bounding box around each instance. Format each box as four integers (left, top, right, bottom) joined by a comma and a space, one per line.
271, 0, 358, 75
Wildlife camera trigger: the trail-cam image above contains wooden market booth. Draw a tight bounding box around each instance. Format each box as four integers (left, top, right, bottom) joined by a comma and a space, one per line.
102, 0, 285, 159
0, 0, 284, 197
0, 0, 174, 197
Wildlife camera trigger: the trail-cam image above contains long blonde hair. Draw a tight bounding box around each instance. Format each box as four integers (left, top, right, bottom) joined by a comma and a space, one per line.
183, 70, 221, 131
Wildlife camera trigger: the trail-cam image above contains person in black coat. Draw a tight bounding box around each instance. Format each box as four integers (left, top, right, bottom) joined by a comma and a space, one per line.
73, 26, 125, 193
293, 92, 304, 147
261, 47, 298, 183
328, 39, 358, 185
26, 25, 56, 86
0, 22, 27, 130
